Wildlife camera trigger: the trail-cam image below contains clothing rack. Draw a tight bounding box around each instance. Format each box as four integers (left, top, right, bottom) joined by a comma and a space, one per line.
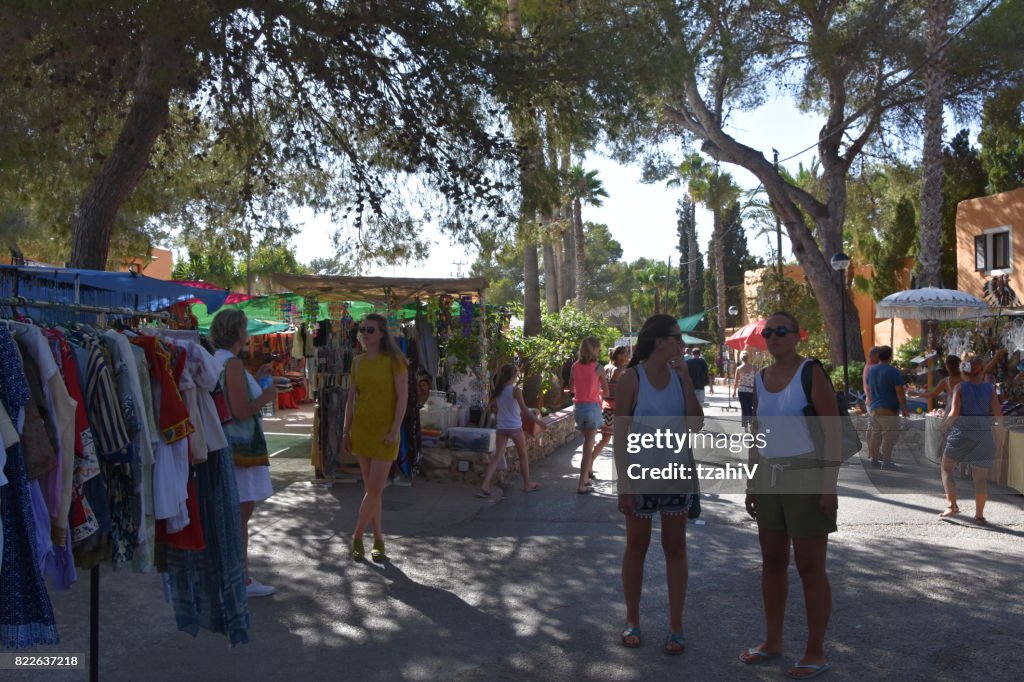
1, 296, 169, 682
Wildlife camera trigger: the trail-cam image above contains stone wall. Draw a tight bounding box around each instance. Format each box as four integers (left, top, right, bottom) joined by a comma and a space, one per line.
419, 407, 579, 484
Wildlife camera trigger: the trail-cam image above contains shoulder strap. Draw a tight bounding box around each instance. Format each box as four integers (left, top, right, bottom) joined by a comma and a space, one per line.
802, 358, 829, 404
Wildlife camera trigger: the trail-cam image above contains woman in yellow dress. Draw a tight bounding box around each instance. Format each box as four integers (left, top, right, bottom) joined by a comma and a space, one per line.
343, 314, 409, 562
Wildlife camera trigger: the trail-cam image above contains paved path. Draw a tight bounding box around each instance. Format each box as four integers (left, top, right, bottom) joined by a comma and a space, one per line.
12, 395, 1024, 680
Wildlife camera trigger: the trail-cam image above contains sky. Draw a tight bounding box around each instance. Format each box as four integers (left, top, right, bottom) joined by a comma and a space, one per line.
290, 97, 831, 278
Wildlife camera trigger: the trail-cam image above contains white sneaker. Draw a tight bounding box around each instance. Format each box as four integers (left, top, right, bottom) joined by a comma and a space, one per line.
246, 579, 276, 598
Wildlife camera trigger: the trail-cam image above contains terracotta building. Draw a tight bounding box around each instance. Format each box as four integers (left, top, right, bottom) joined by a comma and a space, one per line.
956, 186, 1024, 303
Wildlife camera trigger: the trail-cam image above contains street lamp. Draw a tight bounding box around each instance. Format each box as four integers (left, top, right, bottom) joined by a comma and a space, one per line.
831, 252, 852, 406
724, 305, 739, 411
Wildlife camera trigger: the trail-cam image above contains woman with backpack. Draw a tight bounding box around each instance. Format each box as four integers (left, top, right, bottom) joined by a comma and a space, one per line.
614, 315, 702, 655
740, 311, 838, 680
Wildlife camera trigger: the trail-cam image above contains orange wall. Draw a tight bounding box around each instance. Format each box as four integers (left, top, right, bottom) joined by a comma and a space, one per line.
120, 247, 173, 280
956, 186, 1024, 298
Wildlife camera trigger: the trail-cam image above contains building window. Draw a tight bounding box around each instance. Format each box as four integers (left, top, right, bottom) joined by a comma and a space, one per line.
975, 228, 1012, 273
993, 231, 1010, 270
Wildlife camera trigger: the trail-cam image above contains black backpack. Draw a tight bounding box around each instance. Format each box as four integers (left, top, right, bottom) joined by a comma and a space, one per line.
799, 359, 863, 462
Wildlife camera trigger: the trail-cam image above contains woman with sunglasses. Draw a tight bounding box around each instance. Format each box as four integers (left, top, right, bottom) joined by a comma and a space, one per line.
343, 314, 409, 562
741, 312, 838, 680
614, 314, 702, 654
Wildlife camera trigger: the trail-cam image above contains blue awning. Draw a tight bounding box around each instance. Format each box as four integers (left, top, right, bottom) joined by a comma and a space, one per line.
0, 265, 228, 312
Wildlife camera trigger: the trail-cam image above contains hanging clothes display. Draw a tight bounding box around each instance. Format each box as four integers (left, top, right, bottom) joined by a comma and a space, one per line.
0, 307, 251, 651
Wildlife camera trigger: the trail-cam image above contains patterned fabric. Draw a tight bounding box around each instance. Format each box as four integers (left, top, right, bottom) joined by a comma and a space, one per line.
76, 334, 132, 462
1, 433, 60, 647
164, 448, 249, 646
43, 330, 101, 545
0, 327, 30, 418
131, 336, 194, 445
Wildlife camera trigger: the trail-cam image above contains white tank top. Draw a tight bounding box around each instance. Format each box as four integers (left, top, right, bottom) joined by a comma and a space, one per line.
495, 384, 522, 430
754, 359, 815, 458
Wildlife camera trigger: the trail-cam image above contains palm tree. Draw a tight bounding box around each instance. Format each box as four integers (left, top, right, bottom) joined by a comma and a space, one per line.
677, 154, 741, 353
565, 164, 608, 310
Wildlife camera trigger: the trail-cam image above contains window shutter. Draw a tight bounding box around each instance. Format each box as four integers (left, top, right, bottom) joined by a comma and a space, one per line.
975, 235, 987, 271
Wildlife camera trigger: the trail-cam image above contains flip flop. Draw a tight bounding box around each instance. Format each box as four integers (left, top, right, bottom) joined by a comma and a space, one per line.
739, 648, 781, 664
787, 662, 831, 679
663, 631, 686, 655
621, 625, 641, 648
523, 484, 540, 493
974, 516, 987, 526
939, 504, 959, 518
577, 488, 593, 495
477, 489, 493, 498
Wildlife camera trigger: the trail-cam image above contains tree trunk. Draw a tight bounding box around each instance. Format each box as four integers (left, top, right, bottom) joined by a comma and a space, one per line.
69, 28, 182, 269
714, 211, 728, 352
542, 219, 558, 313
573, 196, 586, 309
664, 44, 873, 364
523, 238, 542, 403
918, 0, 951, 291
560, 143, 574, 304
687, 201, 699, 314
554, 236, 566, 310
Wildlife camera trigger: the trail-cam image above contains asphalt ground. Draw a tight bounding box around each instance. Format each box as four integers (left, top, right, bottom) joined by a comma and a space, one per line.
8, 393, 1024, 681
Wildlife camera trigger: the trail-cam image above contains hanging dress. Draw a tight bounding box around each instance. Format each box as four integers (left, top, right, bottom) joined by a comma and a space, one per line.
0, 327, 60, 648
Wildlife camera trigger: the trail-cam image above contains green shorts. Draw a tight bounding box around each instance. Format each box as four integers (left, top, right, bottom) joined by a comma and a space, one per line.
753, 454, 837, 538
754, 493, 837, 538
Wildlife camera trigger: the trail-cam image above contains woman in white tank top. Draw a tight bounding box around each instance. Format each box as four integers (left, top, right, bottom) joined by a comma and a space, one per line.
740, 312, 839, 678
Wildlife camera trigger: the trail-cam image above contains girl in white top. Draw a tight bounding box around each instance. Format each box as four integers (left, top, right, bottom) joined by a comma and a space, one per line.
741, 312, 838, 678
478, 364, 546, 497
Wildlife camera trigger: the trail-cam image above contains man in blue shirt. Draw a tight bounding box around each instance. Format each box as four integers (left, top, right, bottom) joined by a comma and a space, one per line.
866, 346, 908, 469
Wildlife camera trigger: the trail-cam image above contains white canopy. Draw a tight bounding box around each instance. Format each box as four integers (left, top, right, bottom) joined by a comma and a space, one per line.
875, 287, 990, 321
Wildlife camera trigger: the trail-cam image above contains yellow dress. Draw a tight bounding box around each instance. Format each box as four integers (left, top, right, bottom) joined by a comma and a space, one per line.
351, 353, 407, 461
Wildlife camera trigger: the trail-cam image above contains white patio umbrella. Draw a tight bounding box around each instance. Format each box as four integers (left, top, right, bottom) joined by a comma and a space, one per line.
875, 287, 990, 321
875, 287, 990, 347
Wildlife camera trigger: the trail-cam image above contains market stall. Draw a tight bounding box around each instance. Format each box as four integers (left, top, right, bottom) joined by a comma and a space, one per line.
876, 288, 1024, 487
272, 273, 491, 482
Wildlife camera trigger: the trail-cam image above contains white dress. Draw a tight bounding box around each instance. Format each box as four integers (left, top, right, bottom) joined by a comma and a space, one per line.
214, 349, 273, 503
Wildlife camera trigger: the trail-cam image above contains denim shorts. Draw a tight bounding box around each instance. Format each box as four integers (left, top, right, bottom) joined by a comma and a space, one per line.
574, 402, 602, 431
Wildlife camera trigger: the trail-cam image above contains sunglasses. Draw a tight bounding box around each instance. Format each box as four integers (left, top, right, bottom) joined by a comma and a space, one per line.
359, 326, 378, 335
760, 326, 796, 339
665, 333, 683, 341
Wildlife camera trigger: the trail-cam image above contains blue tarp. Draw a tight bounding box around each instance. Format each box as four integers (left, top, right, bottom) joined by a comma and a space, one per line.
0, 265, 228, 312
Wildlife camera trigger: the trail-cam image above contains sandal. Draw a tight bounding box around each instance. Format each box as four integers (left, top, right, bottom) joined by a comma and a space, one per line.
621, 625, 641, 648
740, 647, 782, 664
939, 504, 959, 518
787, 662, 831, 679
351, 538, 365, 561
371, 539, 387, 563
664, 631, 686, 655
974, 516, 987, 526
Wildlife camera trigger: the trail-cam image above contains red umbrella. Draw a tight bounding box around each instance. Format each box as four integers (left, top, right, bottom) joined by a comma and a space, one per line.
725, 319, 808, 350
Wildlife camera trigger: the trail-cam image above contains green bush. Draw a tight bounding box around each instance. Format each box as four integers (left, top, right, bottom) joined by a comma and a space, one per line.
829, 361, 865, 393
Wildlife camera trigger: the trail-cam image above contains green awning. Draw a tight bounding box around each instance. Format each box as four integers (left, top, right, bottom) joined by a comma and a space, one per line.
682, 333, 710, 345
677, 312, 705, 332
